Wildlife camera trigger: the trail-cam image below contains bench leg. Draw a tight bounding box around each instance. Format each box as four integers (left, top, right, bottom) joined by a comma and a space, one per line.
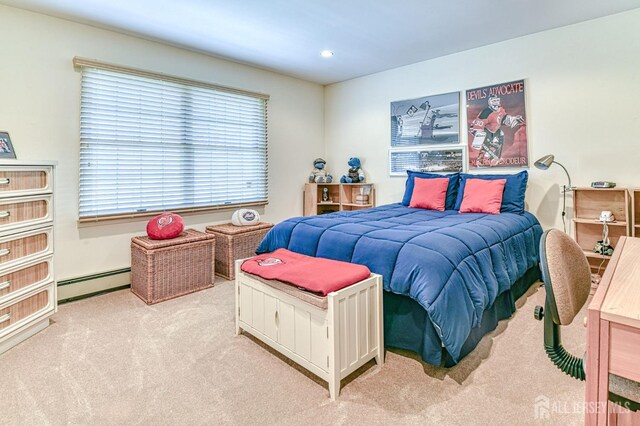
328, 375, 340, 401
375, 346, 385, 365
235, 275, 241, 336
374, 275, 384, 366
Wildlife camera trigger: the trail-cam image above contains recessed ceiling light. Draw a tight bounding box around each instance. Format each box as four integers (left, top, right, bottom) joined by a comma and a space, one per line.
320, 50, 334, 58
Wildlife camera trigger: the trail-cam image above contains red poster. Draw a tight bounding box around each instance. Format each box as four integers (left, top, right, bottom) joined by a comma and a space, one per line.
466, 79, 528, 169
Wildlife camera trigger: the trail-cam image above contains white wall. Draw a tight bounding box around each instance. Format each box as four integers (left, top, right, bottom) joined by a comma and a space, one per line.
0, 5, 325, 282
325, 10, 640, 232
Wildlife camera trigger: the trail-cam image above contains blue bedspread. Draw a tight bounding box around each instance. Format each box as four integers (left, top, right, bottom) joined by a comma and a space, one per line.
257, 204, 542, 363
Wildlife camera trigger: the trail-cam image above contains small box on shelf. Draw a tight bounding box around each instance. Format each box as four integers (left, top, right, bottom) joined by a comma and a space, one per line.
354, 194, 369, 205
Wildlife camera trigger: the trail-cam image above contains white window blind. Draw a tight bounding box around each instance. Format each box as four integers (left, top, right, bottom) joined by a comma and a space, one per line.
76, 59, 268, 221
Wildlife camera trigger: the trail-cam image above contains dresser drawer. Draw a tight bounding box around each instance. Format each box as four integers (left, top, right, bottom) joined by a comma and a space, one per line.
0, 227, 53, 273
0, 166, 53, 198
0, 195, 53, 234
0, 257, 53, 303
609, 322, 640, 383
0, 281, 55, 340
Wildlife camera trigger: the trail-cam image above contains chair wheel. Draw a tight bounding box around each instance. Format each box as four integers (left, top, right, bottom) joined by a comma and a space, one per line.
534, 305, 544, 320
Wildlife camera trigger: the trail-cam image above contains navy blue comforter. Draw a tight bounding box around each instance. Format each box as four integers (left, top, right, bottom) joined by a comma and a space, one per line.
257, 204, 542, 362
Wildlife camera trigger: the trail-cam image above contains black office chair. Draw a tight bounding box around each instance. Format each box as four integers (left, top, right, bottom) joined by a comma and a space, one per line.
535, 229, 640, 411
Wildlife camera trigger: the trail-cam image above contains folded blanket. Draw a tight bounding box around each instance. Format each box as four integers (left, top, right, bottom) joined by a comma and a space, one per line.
241, 248, 371, 296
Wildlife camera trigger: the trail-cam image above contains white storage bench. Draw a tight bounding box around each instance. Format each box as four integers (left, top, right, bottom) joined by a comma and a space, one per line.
235, 260, 384, 400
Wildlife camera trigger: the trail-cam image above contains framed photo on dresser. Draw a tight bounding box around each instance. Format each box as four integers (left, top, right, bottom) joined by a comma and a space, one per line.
0, 132, 16, 159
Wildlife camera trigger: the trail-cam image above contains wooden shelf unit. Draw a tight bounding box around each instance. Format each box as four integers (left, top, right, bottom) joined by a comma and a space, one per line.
304, 183, 375, 216
572, 187, 629, 273
631, 188, 640, 237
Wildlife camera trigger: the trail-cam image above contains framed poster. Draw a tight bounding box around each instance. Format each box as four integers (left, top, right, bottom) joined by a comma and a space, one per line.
391, 91, 459, 147
389, 147, 465, 176
466, 79, 528, 169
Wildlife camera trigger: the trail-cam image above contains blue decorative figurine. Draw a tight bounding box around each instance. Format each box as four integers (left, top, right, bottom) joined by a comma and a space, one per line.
340, 157, 365, 183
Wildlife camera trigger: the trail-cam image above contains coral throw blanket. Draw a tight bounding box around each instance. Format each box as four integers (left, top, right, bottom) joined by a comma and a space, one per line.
241, 248, 371, 296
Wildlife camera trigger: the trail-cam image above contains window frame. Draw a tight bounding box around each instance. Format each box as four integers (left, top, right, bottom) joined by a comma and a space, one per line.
73, 57, 269, 222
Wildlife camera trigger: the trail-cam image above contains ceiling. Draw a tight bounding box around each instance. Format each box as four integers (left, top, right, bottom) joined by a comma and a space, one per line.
2, 0, 640, 85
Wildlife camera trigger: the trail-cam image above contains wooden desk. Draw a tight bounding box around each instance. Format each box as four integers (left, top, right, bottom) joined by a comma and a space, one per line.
586, 236, 640, 425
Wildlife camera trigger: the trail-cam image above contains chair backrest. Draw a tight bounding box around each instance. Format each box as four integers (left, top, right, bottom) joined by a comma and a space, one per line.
539, 229, 591, 325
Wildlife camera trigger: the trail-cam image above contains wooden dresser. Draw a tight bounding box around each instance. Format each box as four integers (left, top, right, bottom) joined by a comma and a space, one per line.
0, 161, 56, 355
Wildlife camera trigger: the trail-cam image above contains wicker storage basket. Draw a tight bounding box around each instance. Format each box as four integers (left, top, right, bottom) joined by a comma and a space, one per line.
131, 228, 215, 304
205, 222, 273, 280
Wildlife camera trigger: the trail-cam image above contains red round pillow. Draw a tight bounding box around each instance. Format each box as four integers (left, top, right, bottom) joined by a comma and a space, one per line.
146, 213, 184, 240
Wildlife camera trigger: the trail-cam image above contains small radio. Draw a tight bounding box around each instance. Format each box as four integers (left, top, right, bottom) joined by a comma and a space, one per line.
591, 181, 616, 188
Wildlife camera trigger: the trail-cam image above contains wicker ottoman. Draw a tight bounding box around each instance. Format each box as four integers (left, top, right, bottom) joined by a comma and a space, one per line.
205, 222, 273, 280
131, 229, 215, 304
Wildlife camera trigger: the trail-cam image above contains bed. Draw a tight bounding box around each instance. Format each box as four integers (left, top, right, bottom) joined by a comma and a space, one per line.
256, 200, 542, 366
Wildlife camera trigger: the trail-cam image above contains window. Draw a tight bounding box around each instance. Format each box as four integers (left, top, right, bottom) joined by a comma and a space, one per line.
75, 58, 268, 222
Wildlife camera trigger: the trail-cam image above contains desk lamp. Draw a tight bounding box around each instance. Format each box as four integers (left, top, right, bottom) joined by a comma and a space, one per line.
535, 154, 574, 232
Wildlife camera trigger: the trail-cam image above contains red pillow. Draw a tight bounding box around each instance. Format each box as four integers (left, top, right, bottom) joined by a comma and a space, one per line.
409, 177, 449, 211
459, 178, 507, 214
146, 213, 185, 240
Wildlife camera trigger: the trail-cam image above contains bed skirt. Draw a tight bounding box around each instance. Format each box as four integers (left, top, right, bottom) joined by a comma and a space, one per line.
384, 265, 541, 367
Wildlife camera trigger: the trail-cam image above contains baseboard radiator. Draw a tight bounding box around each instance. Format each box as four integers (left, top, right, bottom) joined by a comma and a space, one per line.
57, 268, 131, 304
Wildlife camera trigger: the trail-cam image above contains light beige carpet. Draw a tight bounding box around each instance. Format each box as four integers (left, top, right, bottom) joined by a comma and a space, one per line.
0, 280, 586, 425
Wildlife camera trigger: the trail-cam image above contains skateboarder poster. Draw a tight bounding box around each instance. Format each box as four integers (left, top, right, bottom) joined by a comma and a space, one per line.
391, 91, 459, 147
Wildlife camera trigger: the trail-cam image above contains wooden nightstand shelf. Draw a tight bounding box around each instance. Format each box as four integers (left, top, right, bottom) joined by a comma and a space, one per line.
304, 183, 375, 216
572, 187, 630, 273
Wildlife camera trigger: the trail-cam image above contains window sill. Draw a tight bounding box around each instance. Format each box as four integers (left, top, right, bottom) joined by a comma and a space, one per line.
77, 201, 268, 227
